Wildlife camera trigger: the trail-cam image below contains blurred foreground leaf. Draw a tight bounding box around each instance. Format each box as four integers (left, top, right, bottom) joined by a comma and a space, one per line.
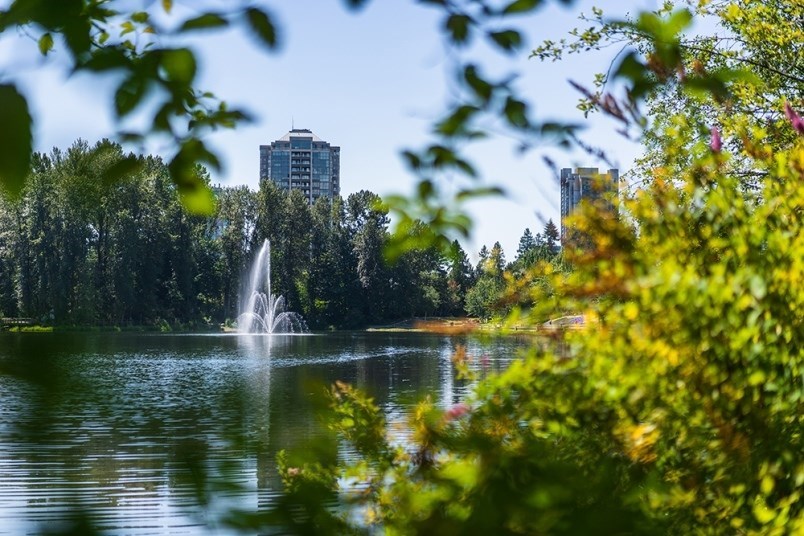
0, 84, 32, 198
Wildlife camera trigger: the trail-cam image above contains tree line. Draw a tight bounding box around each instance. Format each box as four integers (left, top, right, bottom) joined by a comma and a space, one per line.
0, 139, 562, 329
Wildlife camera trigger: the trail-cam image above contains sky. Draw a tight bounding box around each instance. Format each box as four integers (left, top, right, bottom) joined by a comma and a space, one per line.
0, 0, 661, 258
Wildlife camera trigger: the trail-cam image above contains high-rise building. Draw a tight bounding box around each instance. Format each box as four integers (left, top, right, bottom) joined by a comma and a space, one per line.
259, 129, 340, 203
559, 167, 619, 244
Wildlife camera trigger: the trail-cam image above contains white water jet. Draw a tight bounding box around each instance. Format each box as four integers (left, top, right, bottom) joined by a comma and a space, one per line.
237, 240, 308, 334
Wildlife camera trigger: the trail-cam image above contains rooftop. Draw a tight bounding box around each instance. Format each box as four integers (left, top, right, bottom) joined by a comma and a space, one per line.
277, 128, 322, 142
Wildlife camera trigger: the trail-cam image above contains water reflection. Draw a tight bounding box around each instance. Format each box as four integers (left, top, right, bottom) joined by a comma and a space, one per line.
0, 331, 525, 534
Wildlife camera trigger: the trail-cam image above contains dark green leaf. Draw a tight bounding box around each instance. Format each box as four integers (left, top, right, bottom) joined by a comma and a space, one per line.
38, 33, 53, 55
454, 158, 477, 177
180, 13, 229, 32
160, 48, 197, 84
464, 65, 494, 103
435, 105, 479, 136
81, 47, 129, 71
489, 30, 522, 52
504, 97, 529, 128
417, 179, 435, 200
101, 155, 144, 185
455, 186, 504, 201
245, 7, 278, 49
0, 84, 32, 197
342, 0, 371, 9
502, 0, 542, 14
114, 75, 147, 117
428, 145, 456, 168
401, 150, 422, 170
445, 14, 472, 44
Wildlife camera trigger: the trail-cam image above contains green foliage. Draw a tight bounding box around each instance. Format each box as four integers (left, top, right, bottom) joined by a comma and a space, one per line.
0, 1, 275, 214
0, 143, 475, 329
261, 5, 804, 535
0, 84, 32, 198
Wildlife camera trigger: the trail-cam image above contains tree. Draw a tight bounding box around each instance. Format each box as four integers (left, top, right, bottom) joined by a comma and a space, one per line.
515, 228, 536, 260
464, 275, 503, 320
275, 189, 312, 311
445, 240, 474, 316
543, 219, 559, 254
347, 190, 391, 322
488, 241, 506, 276
215, 186, 257, 321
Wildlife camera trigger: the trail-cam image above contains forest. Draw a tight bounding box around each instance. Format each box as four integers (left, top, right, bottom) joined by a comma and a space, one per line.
0, 138, 560, 329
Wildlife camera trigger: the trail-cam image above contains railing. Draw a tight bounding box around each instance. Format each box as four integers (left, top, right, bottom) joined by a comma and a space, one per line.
1, 318, 34, 327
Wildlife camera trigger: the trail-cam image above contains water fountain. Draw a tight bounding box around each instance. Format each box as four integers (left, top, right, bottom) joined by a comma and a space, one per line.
237, 240, 308, 334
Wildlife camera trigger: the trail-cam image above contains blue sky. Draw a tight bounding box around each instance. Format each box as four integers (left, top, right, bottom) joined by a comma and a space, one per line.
0, 0, 660, 257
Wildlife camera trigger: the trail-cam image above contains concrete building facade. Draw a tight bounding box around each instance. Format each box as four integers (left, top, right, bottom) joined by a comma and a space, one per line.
259, 129, 340, 203
559, 167, 619, 244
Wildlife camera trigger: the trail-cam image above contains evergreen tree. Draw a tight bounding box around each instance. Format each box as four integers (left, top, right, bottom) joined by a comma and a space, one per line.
516, 228, 536, 260
543, 219, 559, 253
489, 241, 506, 276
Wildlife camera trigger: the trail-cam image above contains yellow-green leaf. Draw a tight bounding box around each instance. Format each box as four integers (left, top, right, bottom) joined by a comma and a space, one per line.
38, 33, 53, 55
161, 48, 197, 84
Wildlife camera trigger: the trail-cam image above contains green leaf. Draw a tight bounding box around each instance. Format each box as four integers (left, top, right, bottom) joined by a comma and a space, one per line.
435, 105, 479, 136
81, 47, 129, 71
160, 48, 197, 84
179, 183, 217, 215
400, 150, 421, 170
121, 20, 135, 36
502, 0, 542, 14
131, 11, 149, 24
445, 14, 472, 44
504, 96, 529, 128
454, 158, 477, 177
114, 75, 147, 117
0, 84, 32, 198
180, 13, 229, 32
665, 8, 693, 37
749, 275, 767, 300
464, 65, 493, 103
455, 186, 505, 201
101, 155, 144, 185
245, 7, 278, 49
162, 0, 173, 13
488, 30, 522, 52
38, 33, 53, 55
169, 140, 218, 215
418, 179, 435, 200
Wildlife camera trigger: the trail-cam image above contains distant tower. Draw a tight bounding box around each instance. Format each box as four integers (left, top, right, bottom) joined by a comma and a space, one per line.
559, 167, 619, 245
259, 129, 340, 203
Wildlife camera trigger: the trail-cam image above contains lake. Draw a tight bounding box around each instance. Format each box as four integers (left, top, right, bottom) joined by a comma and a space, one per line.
0, 331, 527, 535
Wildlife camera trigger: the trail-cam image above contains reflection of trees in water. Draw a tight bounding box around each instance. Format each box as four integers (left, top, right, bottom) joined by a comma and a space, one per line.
0, 332, 525, 532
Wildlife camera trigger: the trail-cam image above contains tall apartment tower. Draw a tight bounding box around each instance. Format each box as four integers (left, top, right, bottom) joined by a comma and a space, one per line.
559, 167, 619, 244
259, 129, 340, 203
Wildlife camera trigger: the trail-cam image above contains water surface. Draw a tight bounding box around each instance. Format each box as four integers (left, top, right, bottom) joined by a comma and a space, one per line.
0, 331, 525, 534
